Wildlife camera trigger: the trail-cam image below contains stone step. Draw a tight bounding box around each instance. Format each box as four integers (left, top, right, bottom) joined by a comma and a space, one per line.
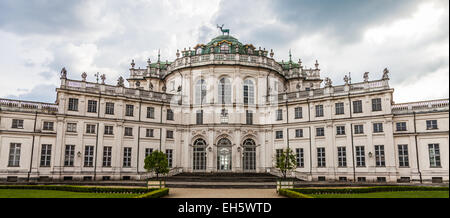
165, 181, 278, 189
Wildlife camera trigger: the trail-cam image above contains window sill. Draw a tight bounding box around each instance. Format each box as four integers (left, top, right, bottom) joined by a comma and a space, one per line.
84, 133, 96, 136
104, 134, 114, 137
430, 166, 442, 168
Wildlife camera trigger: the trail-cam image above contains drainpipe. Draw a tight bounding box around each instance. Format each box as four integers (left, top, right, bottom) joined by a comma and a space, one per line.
27, 111, 38, 182
413, 112, 422, 183
160, 103, 163, 151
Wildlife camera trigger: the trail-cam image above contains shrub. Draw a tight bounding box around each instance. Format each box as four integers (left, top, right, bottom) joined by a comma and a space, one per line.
278, 189, 313, 198
288, 186, 449, 195
136, 188, 169, 198
0, 185, 150, 194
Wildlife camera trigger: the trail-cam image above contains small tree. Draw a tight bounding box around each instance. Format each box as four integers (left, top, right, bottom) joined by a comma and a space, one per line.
144, 150, 170, 185
275, 148, 297, 179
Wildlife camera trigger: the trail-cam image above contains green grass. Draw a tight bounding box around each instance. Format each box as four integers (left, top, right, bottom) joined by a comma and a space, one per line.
0, 189, 142, 198
310, 191, 449, 198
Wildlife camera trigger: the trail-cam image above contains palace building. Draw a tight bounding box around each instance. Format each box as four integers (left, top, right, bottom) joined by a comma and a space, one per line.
0, 34, 448, 183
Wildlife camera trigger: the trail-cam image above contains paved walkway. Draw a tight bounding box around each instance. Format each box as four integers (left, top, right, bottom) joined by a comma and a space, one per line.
165, 188, 284, 198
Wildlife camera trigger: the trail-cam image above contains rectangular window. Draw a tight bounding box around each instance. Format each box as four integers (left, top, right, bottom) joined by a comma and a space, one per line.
103, 146, 112, 167
8, 143, 21, 167
105, 102, 115, 115
353, 100, 363, 113
375, 145, 385, 167
86, 124, 96, 134
64, 145, 75, 167
337, 147, 347, 167
87, 100, 97, 113
104, 126, 114, 135
295, 129, 303, 138
84, 145, 94, 167
296, 148, 304, 168
426, 120, 438, 130
166, 130, 174, 139
40, 144, 52, 167
317, 147, 326, 167
123, 147, 132, 167
275, 130, 283, 139
246, 110, 253, 125
11, 119, 24, 129
396, 122, 407, 131
294, 107, 303, 119
354, 124, 364, 134
196, 110, 203, 125
316, 127, 325, 137
315, 105, 324, 117
373, 123, 384, 133
428, 144, 441, 167
335, 102, 344, 115
398, 144, 409, 167
336, 126, 346, 135
276, 109, 283, 121
124, 127, 133, 136
67, 123, 77, 132
372, 98, 382, 112
355, 146, 365, 167
145, 148, 153, 158
147, 107, 155, 119
166, 149, 173, 168
167, 109, 174, 121
43, 122, 54, 131
68, 98, 79, 111
125, 105, 134, 117
146, 129, 154, 137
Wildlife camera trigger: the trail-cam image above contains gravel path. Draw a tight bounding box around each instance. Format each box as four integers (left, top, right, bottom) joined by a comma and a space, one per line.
165, 188, 284, 198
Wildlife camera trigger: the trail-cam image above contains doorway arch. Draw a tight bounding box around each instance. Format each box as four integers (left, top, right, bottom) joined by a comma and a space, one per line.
242, 139, 256, 171
217, 138, 232, 171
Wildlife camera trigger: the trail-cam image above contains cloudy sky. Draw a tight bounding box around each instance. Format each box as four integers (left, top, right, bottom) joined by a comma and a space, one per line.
0, 0, 448, 103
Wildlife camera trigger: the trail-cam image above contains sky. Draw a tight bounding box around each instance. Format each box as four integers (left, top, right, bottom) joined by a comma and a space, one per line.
0, 0, 448, 103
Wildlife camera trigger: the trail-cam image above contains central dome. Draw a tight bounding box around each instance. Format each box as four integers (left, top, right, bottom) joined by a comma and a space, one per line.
206, 35, 243, 47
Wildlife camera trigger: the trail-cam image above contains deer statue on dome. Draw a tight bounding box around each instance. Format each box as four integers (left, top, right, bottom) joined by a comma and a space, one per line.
217, 24, 230, 36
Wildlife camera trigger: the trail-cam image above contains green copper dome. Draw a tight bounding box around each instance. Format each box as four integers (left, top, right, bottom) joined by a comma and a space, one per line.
206, 35, 243, 47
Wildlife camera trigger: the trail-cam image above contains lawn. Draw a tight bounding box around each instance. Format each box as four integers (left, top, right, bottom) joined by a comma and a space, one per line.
0, 189, 141, 198
310, 191, 449, 198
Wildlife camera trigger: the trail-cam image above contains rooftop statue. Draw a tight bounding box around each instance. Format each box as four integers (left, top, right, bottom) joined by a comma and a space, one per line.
217, 24, 230, 36
363, 72, 369, 82
60, 67, 67, 79
382, 68, 390, 80
117, 76, 124, 87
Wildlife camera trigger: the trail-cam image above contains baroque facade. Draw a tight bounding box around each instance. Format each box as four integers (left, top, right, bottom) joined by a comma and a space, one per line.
0, 34, 448, 183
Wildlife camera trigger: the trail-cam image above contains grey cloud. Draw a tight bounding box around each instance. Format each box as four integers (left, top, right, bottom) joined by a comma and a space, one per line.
0, 0, 84, 35
6, 84, 57, 103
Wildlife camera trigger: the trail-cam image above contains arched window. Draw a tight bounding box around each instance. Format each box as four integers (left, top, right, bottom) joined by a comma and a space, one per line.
242, 139, 256, 171
220, 43, 230, 53
195, 79, 207, 104
193, 138, 207, 171
196, 48, 203, 55
218, 78, 231, 104
243, 79, 255, 105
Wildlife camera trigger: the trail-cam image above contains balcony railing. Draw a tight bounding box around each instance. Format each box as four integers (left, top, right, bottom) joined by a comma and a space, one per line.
392, 99, 449, 114
0, 98, 58, 113
62, 79, 174, 103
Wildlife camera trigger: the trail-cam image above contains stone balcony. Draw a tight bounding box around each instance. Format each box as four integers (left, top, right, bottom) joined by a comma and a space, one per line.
60, 79, 175, 104
0, 98, 58, 114
129, 53, 321, 80
392, 99, 449, 114
268, 79, 391, 103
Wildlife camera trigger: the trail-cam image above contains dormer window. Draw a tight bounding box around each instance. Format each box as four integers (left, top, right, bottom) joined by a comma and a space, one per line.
220, 43, 230, 53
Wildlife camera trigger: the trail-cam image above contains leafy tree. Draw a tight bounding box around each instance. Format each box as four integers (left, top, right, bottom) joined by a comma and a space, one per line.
144, 150, 170, 183
275, 148, 297, 179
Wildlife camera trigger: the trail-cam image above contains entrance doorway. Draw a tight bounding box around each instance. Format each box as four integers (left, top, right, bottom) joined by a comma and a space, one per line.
217, 138, 232, 171
193, 139, 207, 171
242, 139, 256, 171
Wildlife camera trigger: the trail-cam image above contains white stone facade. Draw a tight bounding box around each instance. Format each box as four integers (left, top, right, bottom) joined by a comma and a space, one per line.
0, 35, 448, 183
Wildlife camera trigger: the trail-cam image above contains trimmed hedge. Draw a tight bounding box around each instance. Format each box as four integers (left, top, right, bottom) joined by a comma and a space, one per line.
135, 188, 169, 198
288, 186, 449, 195
0, 185, 152, 194
278, 189, 313, 198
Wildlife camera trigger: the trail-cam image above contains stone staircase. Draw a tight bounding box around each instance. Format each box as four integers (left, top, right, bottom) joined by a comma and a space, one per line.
164, 172, 300, 189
